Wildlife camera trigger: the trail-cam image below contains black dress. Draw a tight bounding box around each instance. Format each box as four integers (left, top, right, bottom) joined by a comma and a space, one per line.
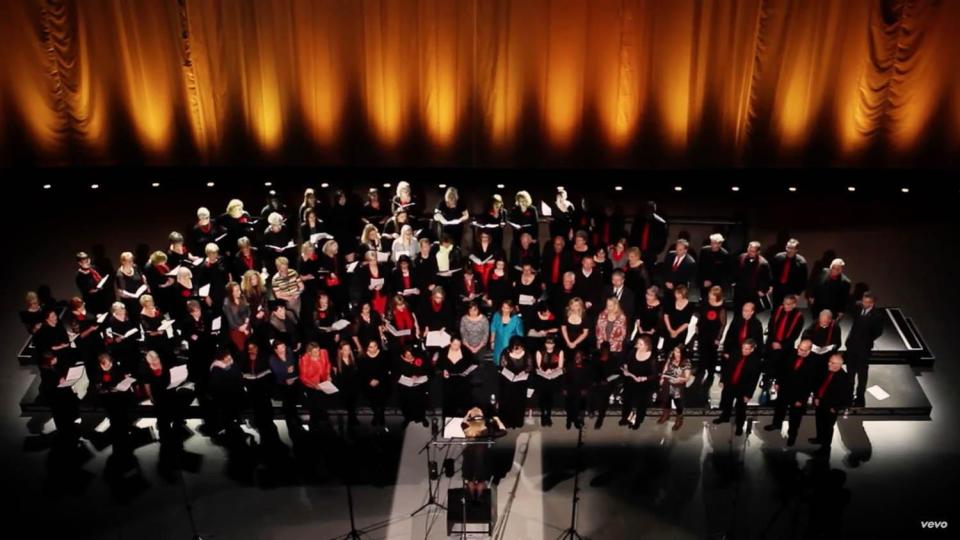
436, 347, 477, 417
498, 350, 531, 428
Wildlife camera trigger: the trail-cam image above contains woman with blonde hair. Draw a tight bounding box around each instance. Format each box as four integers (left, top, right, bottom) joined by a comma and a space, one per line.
434, 186, 469, 246
508, 190, 540, 247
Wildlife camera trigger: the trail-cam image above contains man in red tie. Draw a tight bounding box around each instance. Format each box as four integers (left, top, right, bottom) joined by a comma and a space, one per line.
663, 239, 697, 292
809, 353, 851, 453
764, 338, 814, 445
714, 338, 762, 435
629, 201, 667, 271
770, 239, 808, 308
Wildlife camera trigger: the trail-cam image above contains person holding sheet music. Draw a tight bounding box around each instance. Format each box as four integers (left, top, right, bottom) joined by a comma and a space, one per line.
437, 335, 477, 418
34, 307, 72, 366
620, 335, 658, 429
697, 286, 727, 380
434, 186, 469, 246
498, 336, 532, 428
508, 191, 540, 249
92, 352, 135, 452
722, 301, 764, 362
272, 256, 304, 317
318, 240, 347, 313
656, 347, 692, 431
63, 297, 104, 369
534, 336, 564, 426
142, 350, 188, 445
390, 224, 418, 264
490, 300, 524, 366
514, 262, 544, 322
391, 181, 417, 215
240, 340, 281, 447
732, 241, 773, 312
472, 194, 506, 248
220, 199, 255, 257
395, 347, 432, 428
115, 251, 148, 314
714, 339, 762, 436
262, 212, 295, 260
388, 255, 420, 309
76, 250, 112, 314
299, 342, 335, 433
354, 250, 389, 315
231, 237, 262, 283
208, 348, 244, 442
197, 243, 229, 310
358, 339, 391, 427
483, 258, 512, 312
145, 251, 176, 313
269, 340, 305, 438
104, 302, 140, 373
38, 351, 81, 449
662, 285, 694, 353
140, 294, 174, 361
333, 342, 361, 428
191, 207, 225, 256
386, 294, 420, 349
802, 309, 843, 375
300, 207, 325, 245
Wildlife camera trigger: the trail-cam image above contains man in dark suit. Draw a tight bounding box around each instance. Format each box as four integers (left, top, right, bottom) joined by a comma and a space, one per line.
629, 201, 667, 271
765, 294, 805, 377
764, 338, 815, 445
809, 353, 851, 453
603, 269, 636, 321
770, 238, 809, 308
733, 241, 772, 311
808, 258, 852, 320
844, 292, 884, 407
723, 301, 765, 360
662, 239, 697, 292
698, 233, 731, 300
714, 338, 762, 436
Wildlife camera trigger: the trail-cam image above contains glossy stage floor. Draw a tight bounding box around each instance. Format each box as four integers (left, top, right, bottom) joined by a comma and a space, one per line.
4, 178, 958, 539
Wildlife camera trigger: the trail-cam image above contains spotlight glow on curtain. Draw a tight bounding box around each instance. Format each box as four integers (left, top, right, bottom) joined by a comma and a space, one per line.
1, 0, 958, 167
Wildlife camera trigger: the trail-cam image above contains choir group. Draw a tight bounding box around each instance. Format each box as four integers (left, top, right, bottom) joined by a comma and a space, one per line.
20, 182, 886, 459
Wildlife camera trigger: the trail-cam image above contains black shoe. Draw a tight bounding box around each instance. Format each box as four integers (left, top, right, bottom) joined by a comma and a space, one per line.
594, 417, 604, 430
735, 426, 744, 436
763, 423, 782, 432
713, 416, 729, 425
619, 418, 630, 426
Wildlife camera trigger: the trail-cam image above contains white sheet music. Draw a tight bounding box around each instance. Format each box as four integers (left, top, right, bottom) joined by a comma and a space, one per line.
168, 365, 188, 389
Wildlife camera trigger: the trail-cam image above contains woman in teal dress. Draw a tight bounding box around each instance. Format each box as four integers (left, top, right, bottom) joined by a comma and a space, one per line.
489, 299, 524, 366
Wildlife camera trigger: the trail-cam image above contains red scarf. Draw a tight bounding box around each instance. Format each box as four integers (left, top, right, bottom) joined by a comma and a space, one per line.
779, 257, 792, 284
817, 372, 835, 399
731, 354, 748, 384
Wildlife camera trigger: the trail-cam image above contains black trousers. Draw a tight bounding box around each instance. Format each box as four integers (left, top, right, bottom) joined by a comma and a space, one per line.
537, 377, 559, 418
815, 406, 839, 446
846, 351, 870, 401
786, 400, 807, 441
398, 384, 428, 424
718, 386, 748, 428
621, 381, 654, 421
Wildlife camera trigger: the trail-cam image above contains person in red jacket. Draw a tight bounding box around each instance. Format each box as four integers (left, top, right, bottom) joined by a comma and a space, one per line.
299, 342, 333, 433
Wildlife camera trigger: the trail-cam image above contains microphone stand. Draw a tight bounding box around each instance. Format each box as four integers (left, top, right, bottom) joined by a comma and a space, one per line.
558, 417, 585, 540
